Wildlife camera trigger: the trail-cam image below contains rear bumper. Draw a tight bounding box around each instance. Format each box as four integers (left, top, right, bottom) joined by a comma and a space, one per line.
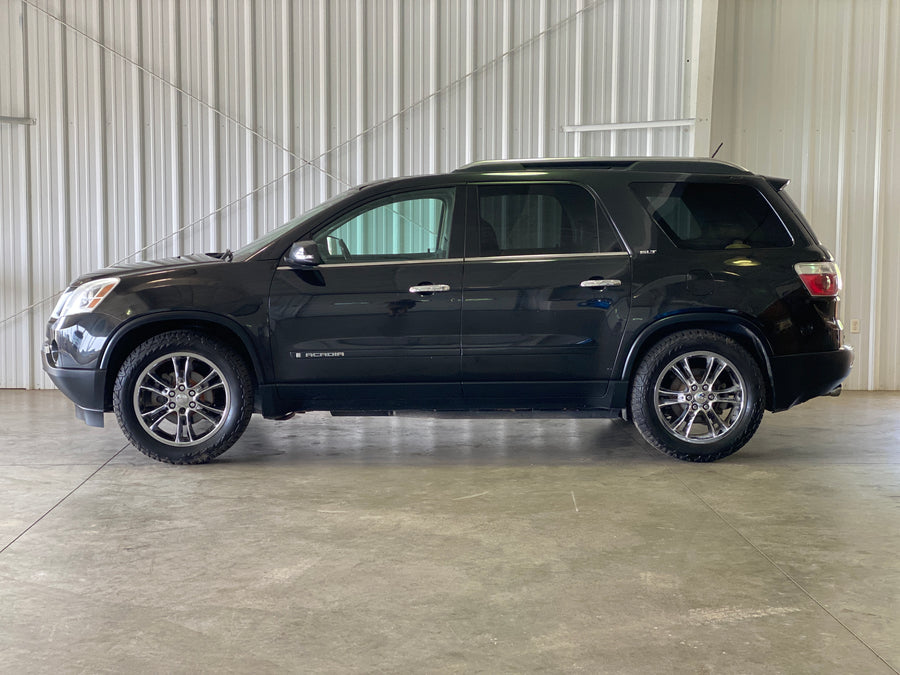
42, 350, 107, 427
770, 345, 853, 411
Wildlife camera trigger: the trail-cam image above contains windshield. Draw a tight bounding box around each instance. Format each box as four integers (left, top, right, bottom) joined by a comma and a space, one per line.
232, 188, 357, 260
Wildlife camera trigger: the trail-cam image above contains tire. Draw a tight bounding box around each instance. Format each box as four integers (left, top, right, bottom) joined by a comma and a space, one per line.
630, 329, 765, 462
113, 330, 254, 464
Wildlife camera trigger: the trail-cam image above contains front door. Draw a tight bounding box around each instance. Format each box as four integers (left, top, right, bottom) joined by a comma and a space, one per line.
269, 187, 464, 409
461, 182, 631, 407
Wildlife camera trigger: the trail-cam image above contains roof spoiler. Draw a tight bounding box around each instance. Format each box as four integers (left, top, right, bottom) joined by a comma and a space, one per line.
765, 176, 790, 191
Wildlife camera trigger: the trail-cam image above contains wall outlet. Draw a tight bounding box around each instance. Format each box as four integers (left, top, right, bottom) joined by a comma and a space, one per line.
850, 319, 861, 334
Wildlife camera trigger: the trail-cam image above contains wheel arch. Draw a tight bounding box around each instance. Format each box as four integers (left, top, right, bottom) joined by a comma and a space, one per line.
99, 312, 265, 410
619, 312, 775, 411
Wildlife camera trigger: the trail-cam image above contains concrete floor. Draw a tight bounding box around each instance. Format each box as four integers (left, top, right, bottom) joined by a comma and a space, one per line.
0, 390, 898, 674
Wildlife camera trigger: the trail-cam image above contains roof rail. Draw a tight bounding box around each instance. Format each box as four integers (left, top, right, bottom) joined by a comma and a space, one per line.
453, 157, 751, 175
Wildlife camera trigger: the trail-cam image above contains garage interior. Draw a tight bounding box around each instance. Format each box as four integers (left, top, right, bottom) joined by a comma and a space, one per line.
1, 0, 899, 672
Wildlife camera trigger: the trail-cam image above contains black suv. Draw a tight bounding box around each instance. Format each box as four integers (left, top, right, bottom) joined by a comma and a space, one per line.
43, 158, 852, 464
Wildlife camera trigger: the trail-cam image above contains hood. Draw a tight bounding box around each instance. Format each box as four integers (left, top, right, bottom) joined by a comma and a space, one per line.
74, 253, 224, 284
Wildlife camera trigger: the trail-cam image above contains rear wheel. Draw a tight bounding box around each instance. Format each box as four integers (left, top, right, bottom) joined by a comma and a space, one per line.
630, 330, 765, 462
113, 331, 253, 464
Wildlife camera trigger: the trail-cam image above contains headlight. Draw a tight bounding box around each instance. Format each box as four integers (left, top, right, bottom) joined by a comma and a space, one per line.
51, 277, 120, 319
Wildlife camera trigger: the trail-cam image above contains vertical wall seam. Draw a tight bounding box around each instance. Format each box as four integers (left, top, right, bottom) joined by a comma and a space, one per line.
356, 0, 366, 182
771, 3, 780, 171
574, 0, 584, 157
136, 3, 147, 262
500, 0, 509, 159
465, 0, 474, 163
98, 1, 109, 266
391, 0, 401, 174
320, 0, 330, 196
21, 0, 34, 388
174, 0, 184, 257
732, 1, 744, 162
287, 0, 295, 215
211, 0, 221, 252
609, 0, 621, 155
798, 0, 817, 214
646, 0, 658, 155
537, 0, 547, 156
833, 0, 851, 273
867, 0, 889, 390
59, 0, 71, 286
430, 0, 438, 171
248, 0, 258, 243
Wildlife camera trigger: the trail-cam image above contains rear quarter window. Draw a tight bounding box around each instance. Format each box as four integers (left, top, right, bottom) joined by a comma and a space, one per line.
630, 182, 793, 250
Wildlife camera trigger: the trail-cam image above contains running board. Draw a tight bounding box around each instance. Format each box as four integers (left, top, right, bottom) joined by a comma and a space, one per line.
396, 410, 620, 419
328, 409, 621, 419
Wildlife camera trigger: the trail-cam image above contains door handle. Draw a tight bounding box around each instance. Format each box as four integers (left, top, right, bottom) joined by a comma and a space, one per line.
580, 279, 621, 288
409, 284, 451, 294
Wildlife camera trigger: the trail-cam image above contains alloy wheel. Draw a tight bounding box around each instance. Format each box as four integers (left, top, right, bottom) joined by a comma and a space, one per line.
653, 350, 746, 444
132, 351, 231, 446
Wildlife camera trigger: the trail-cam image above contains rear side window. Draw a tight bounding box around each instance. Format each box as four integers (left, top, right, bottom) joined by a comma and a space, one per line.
476, 183, 620, 256
631, 182, 793, 250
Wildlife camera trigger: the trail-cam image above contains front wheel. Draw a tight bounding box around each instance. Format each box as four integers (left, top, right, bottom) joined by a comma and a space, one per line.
113, 331, 254, 464
630, 330, 765, 462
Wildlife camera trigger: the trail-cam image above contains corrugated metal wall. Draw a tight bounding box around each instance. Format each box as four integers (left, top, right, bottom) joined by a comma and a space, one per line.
711, 0, 899, 391
1, 0, 698, 389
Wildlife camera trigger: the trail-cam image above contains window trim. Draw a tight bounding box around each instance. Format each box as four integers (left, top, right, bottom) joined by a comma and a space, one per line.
275, 251, 630, 271
278, 257, 466, 270
463, 251, 630, 264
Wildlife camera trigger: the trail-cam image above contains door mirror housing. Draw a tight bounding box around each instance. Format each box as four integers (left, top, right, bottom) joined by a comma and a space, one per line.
285, 240, 322, 267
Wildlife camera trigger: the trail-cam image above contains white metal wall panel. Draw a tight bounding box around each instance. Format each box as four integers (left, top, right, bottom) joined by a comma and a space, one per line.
1, 0, 31, 388
711, 0, 899, 390
2, 0, 699, 389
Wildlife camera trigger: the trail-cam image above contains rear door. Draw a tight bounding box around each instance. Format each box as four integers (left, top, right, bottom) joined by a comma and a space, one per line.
460, 182, 631, 407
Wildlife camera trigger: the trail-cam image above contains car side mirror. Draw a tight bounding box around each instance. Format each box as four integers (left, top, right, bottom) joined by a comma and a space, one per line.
285, 240, 322, 267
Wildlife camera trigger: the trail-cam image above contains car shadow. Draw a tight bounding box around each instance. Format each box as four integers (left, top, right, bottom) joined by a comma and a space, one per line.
212, 413, 670, 469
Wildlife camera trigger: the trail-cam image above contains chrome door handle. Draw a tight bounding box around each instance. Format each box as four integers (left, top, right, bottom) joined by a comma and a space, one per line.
409, 284, 451, 294
580, 279, 621, 288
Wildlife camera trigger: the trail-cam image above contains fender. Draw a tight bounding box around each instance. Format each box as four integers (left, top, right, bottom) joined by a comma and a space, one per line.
99, 310, 268, 385
618, 310, 775, 392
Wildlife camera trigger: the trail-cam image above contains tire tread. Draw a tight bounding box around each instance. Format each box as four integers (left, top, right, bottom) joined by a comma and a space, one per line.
112, 330, 253, 464
630, 329, 765, 462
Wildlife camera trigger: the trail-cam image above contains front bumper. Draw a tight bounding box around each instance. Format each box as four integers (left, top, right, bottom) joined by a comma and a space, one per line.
769, 345, 854, 411
42, 347, 107, 427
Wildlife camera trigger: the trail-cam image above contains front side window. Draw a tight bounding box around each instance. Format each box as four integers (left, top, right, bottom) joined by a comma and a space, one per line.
476, 183, 617, 257
631, 182, 793, 250
313, 188, 455, 263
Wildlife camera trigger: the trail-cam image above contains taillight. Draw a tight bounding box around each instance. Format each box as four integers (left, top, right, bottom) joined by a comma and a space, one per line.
794, 262, 841, 297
